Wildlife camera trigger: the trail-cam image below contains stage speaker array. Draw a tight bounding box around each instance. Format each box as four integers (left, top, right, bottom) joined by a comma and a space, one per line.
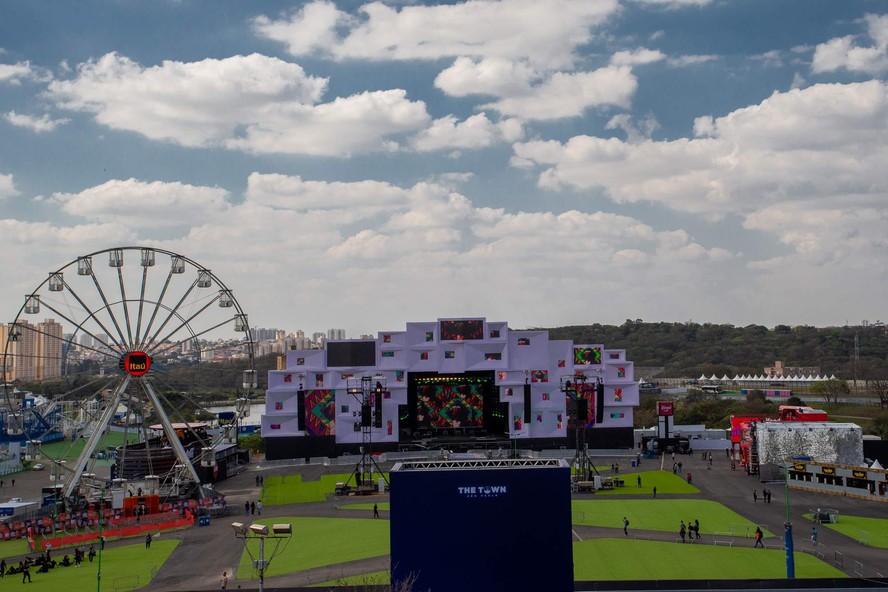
297, 390, 306, 431
576, 398, 588, 422
595, 382, 604, 424
374, 384, 383, 429
523, 383, 531, 422
361, 404, 372, 427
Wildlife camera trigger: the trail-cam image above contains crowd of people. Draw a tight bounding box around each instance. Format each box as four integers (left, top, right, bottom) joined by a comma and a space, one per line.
0, 544, 97, 582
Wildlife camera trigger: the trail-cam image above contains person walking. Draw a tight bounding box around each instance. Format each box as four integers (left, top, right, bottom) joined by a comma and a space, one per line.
811, 526, 818, 546
221, 570, 229, 590
754, 527, 764, 548
145, 533, 152, 549
244, 501, 249, 516
256, 500, 262, 515
694, 519, 700, 540
637, 475, 642, 487
679, 521, 686, 543
21, 563, 31, 583
250, 501, 255, 515
373, 503, 380, 518
652, 486, 657, 498
623, 517, 629, 536
753, 490, 758, 503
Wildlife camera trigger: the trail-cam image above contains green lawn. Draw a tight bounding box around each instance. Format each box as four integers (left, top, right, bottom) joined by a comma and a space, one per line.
236, 517, 389, 580
574, 539, 845, 580
803, 514, 888, 548
0, 539, 178, 590
261, 473, 389, 505
572, 499, 773, 538
592, 470, 700, 496
339, 502, 390, 512
309, 570, 389, 587
38, 431, 142, 463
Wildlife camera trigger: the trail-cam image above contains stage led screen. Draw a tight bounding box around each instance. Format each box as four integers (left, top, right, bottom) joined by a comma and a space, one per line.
574, 346, 601, 365
304, 389, 335, 435
326, 340, 376, 367
417, 382, 484, 428
440, 319, 484, 341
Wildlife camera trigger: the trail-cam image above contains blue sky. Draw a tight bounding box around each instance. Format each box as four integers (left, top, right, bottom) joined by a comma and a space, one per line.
1, 0, 886, 337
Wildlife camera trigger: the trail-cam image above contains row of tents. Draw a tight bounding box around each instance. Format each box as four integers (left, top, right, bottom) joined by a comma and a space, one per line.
694, 374, 838, 383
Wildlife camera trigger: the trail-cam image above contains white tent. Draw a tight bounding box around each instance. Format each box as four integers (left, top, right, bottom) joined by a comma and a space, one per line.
721, 374, 731, 381
709, 374, 719, 381
829, 374, 837, 380
872, 459, 884, 470
699, 374, 707, 380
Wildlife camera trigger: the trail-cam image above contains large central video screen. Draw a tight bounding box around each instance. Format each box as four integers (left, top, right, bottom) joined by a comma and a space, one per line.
327, 341, 376, 367
417, 381, 484, 428
440, 319, 484, 341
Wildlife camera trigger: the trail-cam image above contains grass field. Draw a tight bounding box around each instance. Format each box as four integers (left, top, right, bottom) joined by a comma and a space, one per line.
573, 539, 845, 580
0, 539, 178, 590
592, 470, 701, 496
236, 517, 389, 580
571, 499, 773, 538
301, 538, 844, 586
260, 473, 391, 505
38, 430, 142, 464
803, 514, 888, 548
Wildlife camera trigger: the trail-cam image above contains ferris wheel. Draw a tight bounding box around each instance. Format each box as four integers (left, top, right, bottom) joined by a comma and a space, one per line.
1, 247, 256, 505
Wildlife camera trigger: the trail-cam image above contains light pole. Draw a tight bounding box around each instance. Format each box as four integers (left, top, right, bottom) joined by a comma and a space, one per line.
97, 488, 105, 592
231, 522, 292, 592
784, 462, 795, 578
51, 460, 66, 535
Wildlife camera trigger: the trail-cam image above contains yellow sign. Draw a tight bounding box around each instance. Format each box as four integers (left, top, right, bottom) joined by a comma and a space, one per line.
852, 470, 867, 479
821, 466, 835, 476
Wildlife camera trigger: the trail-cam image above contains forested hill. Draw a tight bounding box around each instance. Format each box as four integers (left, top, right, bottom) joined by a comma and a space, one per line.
543, 322, 888, 379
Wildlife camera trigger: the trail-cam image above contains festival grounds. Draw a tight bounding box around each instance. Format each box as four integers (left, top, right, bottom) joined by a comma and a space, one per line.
1, 449, 887, 590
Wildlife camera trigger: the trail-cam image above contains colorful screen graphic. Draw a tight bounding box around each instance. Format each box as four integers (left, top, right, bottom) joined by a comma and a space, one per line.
304, 389, 335, 435
574, 347, 601, 365
416, 382, 484, 428
440, 319, 484, 341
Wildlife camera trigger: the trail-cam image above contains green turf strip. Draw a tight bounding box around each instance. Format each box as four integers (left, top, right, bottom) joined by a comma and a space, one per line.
261, 473, 389, 505
573, 538, 845, 580
803, 514, 888, 548
591, 470, 700, 495
236, 517, 389, 580
339, 502, 390, 512
38, 431, 142, 463
0, 539, 178, 590
308, 569, 389, 587
572, 499, 773, 538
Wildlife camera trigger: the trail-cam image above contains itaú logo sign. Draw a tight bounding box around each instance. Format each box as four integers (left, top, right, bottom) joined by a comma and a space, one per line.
120, 351, 152, 377
457, 485, 508, 499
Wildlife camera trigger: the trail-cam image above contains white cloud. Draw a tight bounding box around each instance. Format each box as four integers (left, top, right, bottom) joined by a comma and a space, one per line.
46, 52, 431, 156
481, 66, 637, 120
0, 61, 34, 84
0, 172, 20, 199
254, 0, 620, 70
632, 0, 712, 7
4, 111, 70, 133
812, 14, 888, 74
410, 113, 523, 152
435, 57, 536, 98
606, 113, 660, 142
49, 178, 232, 229
610, 48, 665, 67
246, 173, 410, 211
512, 81, 888, 274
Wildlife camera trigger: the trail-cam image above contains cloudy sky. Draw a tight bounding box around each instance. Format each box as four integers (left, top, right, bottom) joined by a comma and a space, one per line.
1, 0, 886, 337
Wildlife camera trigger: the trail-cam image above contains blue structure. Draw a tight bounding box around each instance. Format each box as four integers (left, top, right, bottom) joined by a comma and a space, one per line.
390, 458, 573, 592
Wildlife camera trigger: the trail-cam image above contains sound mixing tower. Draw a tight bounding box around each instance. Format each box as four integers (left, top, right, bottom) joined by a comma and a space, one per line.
560, 374, 599, 482
345, 376, 390, 491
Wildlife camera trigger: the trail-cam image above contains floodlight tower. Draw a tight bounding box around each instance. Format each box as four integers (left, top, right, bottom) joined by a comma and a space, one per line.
231, 522, 292, 592
346, 375, 389, 491
560, 373, 597, 482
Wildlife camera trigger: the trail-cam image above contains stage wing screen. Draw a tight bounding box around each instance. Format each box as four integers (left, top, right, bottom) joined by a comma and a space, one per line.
326, 341, 376, 367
